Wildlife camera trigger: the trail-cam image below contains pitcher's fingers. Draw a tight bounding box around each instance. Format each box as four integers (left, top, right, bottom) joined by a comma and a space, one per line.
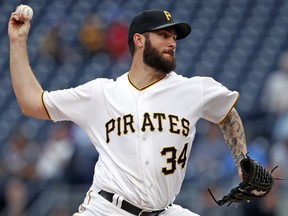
10, 12, 21, 21
20, 13, 32, 22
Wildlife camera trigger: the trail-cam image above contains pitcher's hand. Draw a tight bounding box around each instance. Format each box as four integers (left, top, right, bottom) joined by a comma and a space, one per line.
8, 8, 31, 43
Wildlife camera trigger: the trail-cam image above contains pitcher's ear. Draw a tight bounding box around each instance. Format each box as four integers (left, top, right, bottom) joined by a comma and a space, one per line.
133, 33, 145, 47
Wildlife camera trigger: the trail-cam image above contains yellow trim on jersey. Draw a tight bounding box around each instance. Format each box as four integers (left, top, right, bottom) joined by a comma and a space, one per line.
128, 73, 166, 91
41, 91, 51, 120
218, 92, 240, 125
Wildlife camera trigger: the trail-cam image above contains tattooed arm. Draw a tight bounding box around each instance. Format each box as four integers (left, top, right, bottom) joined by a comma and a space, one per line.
219, 107, 247, 178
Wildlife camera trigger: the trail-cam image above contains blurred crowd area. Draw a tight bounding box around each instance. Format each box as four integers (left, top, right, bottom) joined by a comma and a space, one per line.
1, 0, 288, 215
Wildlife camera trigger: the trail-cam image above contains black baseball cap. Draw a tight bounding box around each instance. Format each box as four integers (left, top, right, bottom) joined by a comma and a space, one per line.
128, 9, 191, 42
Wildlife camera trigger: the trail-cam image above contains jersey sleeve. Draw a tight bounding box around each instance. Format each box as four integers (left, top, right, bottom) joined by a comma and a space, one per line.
201, 77, 239, 123
43, 79, 99, 127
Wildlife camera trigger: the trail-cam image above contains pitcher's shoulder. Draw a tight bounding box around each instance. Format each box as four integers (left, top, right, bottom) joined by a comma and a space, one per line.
168, 72, 211, 84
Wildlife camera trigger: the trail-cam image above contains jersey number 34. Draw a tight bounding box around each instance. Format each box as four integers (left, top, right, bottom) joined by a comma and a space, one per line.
161, 143, 188, 175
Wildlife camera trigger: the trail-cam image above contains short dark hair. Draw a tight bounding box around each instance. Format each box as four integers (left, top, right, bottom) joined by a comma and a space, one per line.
128, 40, 135, 57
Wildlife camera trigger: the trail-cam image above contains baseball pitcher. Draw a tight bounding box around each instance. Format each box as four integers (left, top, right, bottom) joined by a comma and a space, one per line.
8, 7, 274, 216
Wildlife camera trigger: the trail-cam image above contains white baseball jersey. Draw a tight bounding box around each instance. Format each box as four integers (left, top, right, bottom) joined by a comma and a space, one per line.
43, 71, 239, 210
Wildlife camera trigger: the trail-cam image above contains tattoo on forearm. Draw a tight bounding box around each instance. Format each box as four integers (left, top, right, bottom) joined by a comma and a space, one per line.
219, 109, 247, 167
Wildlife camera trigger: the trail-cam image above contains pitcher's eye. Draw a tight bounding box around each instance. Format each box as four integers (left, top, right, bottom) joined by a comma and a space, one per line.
160, 32, 168, 38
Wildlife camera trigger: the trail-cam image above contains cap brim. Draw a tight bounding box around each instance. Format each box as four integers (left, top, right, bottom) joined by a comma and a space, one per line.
150, 22, 191, 40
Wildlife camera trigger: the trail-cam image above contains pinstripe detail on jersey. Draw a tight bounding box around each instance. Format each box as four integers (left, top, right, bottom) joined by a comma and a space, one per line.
128, 73, 166, 91
41, 91, 51, 120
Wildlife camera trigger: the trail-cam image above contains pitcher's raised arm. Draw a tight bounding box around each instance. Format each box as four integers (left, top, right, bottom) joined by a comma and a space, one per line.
8, 6, 49, 120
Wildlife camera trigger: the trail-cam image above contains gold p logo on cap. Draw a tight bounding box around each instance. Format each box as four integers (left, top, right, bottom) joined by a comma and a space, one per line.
163, 11, 172, 21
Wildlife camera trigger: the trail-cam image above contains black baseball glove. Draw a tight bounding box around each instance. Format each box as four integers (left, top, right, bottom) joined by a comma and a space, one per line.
208, 155, 276, 206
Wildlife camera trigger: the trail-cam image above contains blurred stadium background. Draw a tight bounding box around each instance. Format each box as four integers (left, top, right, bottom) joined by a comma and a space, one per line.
1, 0, 288, 215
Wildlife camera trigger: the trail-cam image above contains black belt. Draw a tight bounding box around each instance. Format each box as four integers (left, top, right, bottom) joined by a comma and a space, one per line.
98, 190, 166, 216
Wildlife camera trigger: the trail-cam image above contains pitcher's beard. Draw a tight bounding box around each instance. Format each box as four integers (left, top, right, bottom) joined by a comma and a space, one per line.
143, 37, 176, 74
